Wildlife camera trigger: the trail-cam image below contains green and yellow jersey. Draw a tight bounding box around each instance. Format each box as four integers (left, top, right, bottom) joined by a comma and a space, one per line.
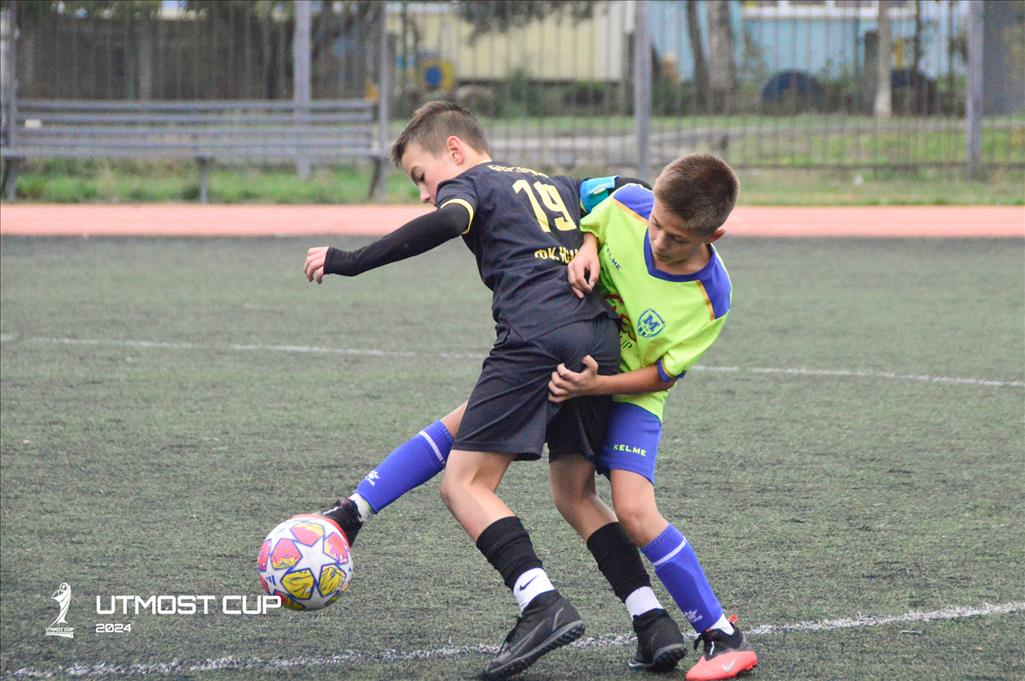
580, 184, 732, 420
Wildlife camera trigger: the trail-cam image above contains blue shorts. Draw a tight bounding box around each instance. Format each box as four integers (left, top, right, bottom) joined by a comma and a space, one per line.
597, 402, 663, 484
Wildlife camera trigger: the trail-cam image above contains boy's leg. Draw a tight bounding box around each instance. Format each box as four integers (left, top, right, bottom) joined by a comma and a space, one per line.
356, 402, 465, 513
550, 455, 659, 616
548, 454, 617, 538
610, 469, 757, 681
599, 402, 728, 631
440, 320, 614, 678
439, 449, 516, 540
441, 449, 584, 679
322, 403, 465, 544
550, 454, 687, 672
610, 469, 726, 630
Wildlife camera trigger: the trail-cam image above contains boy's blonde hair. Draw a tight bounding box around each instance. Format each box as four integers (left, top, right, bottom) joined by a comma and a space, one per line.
390, 101, 491, 166
653, 154, 739, 235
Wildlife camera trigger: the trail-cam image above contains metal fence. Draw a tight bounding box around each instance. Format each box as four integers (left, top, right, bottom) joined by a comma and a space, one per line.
2, 0, 1023, 182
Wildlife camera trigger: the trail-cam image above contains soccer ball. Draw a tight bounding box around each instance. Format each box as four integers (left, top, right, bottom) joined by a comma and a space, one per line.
257, 514, 353, 610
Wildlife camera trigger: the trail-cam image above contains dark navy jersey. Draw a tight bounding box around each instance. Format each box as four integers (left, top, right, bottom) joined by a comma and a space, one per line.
435, 162, 613, 339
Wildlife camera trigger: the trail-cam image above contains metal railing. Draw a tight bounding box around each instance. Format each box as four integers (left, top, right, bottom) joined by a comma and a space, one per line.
2, 0, 1022, 195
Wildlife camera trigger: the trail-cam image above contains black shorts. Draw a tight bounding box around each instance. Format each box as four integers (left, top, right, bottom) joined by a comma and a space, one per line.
452, 315, 620, 461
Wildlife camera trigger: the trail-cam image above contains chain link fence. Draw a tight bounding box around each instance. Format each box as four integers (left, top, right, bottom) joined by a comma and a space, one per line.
2, 0, 1023, 183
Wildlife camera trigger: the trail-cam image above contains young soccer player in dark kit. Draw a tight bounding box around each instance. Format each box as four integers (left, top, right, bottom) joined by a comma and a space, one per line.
303, 101, 660, 679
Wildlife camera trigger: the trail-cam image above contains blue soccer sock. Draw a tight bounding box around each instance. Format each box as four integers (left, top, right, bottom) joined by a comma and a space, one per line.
641, 523, 725, 633
354, 419, 453, 513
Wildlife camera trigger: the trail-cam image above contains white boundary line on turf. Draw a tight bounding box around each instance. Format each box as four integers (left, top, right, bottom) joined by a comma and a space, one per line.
2, 334, 1023, 389
3, 601, 1023, 679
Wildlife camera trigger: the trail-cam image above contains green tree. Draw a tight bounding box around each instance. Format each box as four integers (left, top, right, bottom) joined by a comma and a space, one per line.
454, 1, 594, 43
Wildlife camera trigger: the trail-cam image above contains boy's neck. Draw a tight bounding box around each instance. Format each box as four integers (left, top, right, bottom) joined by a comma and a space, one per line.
460, 152, 492, 169
655, 244, 713, 275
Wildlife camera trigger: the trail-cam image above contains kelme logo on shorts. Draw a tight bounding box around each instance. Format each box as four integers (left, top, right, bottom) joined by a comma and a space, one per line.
637, 309, 665, 338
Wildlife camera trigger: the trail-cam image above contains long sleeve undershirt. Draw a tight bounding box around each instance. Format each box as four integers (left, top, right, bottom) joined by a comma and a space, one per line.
323, 202, 469, 276
322, 176, 649, 277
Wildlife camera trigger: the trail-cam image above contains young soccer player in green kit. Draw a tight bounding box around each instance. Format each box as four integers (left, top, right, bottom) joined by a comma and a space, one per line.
549, 157, 759, 681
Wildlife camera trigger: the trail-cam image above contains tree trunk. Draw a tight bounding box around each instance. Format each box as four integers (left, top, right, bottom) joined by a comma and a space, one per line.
137, 10, 154, 99
912, 0, 923, 113
874, 0, 892, 119
912, 0, 922, 74
686, 0, 709, 113
708, 0, 735, 114
259, 14, 273, 99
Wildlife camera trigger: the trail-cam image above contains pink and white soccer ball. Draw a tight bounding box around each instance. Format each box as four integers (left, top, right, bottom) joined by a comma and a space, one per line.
257, 514, 353, 610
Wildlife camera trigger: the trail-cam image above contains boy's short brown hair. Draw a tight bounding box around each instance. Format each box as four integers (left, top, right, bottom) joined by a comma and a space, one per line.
653, 154, 739, 235
390, 101, 491, 166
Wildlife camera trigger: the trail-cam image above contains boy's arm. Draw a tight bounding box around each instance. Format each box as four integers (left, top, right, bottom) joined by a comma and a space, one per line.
304, 203, 470, 283
567, 232, 600, 299
567, 176, 650, 297
547, 356, 675, 404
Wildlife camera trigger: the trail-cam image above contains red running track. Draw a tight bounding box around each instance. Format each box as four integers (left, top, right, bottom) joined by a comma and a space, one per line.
1, 204, 1022, 238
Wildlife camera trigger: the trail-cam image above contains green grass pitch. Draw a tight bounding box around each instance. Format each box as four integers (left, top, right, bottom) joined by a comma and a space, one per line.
1, 235, 1023, 680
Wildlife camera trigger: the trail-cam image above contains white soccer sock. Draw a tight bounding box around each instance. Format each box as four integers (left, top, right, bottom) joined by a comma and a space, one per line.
348, 493, 375, 523
512, 568, 555, 612
624, 586, 663, 618
708, 613, 735, 635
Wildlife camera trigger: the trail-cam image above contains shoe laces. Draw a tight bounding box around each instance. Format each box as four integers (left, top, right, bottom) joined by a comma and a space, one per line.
693, 628, 719, 656
693, 615, 740, 657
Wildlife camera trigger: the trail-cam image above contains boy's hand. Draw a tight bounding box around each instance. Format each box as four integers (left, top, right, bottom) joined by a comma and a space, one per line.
304, 246, 329, 284
548, 355, 600, 403
567, 241, 600, 299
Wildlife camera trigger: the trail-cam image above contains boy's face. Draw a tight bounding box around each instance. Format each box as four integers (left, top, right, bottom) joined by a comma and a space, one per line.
647, 200, 725, 268
400, 141, 464, 205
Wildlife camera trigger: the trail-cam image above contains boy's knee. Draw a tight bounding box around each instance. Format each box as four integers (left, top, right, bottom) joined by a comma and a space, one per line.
439, 473, 462, 510
613, 498, 662, 544
551, 487, 584, 520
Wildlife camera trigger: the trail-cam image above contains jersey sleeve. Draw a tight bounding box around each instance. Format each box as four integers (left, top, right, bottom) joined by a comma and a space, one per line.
578, 188, 616, 242
578, 176, 620, 214
656, 316, 728, 381
434, 173, 478, 235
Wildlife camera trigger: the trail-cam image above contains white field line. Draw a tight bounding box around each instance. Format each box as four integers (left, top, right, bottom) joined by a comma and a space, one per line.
1, 334, 1023, 389
3, 601, 1023, 679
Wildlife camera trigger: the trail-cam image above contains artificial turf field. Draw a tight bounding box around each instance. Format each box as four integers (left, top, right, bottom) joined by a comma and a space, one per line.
1, 235, 1023, 680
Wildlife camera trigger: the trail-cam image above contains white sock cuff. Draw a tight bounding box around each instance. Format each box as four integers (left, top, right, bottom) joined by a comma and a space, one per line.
709, 613, 734, 635
625, 586, 663, 618
348, 493, 374, 523
512, 568, 555, 612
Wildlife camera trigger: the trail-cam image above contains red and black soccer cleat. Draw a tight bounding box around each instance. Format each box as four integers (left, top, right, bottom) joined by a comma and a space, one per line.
685, 615, 758, 681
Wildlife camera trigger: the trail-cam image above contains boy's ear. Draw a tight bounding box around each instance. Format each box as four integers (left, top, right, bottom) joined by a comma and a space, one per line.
446, 135, 464, 165
707, 227, 727, 244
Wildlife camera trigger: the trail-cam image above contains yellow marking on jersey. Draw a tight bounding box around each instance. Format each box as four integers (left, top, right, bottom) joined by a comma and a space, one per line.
440, 198, 475, 235
612, 198, 650, 226
488, 164, 549, 177
533, 246, 577, 264
695, 279, 715, 322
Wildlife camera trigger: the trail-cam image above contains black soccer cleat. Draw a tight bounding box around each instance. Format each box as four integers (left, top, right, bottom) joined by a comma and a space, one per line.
480, 590, 585, 680
319, 498, 362, 546
628, 608, 688, 672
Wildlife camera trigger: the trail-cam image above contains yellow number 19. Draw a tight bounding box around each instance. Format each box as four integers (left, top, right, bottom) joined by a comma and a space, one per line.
513, 180, 576, 233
